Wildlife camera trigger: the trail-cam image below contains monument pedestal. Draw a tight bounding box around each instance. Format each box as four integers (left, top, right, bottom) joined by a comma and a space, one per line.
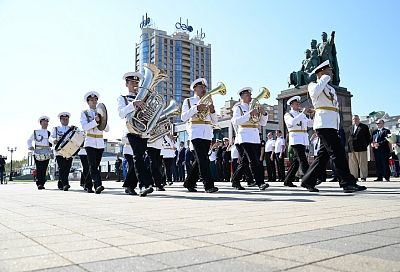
276, 85, 353, 139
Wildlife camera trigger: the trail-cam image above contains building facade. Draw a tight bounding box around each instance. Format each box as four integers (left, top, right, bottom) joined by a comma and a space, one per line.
135, 27, 211, 107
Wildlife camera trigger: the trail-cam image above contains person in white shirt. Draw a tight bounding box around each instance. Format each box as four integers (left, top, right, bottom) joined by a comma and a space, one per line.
80, 91, 110, 194
231, 87, 269, 191
265, 132, 276, 183
50, 112, 74, 191
27, 116, 52, 190
118, 72, 154, 197
160, 134, 176, 185
283, 96, 314, 187
273, 130, 286, 183
301, 60, 366, 193
181, 78, 219, 193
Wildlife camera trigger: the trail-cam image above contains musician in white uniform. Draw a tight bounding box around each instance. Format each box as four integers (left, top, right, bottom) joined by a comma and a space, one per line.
301, 60, 367, 193
160, 134, 176, 186
283, 96, 313, 187
118, 72, 154, 197
50, 112, 73, 191
231, 87, 269, 191
181, 78, 219, 193
80, 91, 109, 194
27, 116, 52, 190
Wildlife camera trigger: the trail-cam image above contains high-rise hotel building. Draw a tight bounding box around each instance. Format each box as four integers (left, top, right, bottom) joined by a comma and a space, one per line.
135, 27, 211, 106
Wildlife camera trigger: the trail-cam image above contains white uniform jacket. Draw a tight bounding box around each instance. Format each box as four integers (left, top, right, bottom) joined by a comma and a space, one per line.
122, 135, 133, 156
160, 136, 176, 158
27, 129, 51, 150
181, 95, 218, 141
80, 108, 109, 149
265, 139, 275, 152
231, 102, 268, 144
284, 110, 313, 146
308, 75, 340, 130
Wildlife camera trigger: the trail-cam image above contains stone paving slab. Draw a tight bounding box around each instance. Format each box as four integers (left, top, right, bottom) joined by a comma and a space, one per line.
0, 180, 399, 271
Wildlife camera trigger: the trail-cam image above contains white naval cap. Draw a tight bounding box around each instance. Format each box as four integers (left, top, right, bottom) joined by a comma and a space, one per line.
237, 87, 253, 96
123, 72, 143, 82
58, 112, 71, 118
287, 95, 301, 106
311, 60, 331, 74
190, 78, 208, 91
223, 137, 229, 141
38, 115, 50, 123
83, 91, 100, 102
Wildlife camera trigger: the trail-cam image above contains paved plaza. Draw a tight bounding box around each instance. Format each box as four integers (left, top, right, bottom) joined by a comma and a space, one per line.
0, 180, 399, 272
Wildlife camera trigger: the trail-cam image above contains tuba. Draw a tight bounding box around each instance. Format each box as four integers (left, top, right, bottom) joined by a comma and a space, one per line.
196, 82, 226, 120
126, 63, 168, 136
148, 99, 181, 143
249, 87, 270, 124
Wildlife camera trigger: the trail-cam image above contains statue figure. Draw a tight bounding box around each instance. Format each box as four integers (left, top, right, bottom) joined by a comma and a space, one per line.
318, 31, 340, 85
288, 44, 319, 88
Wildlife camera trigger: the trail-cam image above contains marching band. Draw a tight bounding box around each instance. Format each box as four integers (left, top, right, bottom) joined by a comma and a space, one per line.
27, 60, 367, 195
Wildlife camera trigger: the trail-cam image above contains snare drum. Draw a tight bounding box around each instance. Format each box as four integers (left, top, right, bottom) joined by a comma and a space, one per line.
34, 146, 53, 161
55, 127, 85, 158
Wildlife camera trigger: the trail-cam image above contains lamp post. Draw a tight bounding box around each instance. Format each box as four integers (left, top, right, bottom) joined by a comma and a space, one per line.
7, 147, 17, 181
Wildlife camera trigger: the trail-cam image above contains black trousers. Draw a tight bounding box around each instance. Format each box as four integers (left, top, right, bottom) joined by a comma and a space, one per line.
147, 147, 163, 188
177, 162, 185, 182
56, 156, 73, 187
185, 138, 214, 190
34, 159, 49, 186
185, 160, 193, 179
79, 155, 91, 188
222, 160, 231, 182
231, 144, 254, 185
302, 128, 357, 187
241, 143, 265, 186
0, 170, 4, 182
216, 159, 223, 182
232, 158, 238, 174
127, 134, 152, 188
123, 154, 138, 189
284, 145, 309, 184
274, 153, 285, 182
265, 151, 276, 182
85, 147, 104, 189
163, 158, 174, 183
373, 149, 390, 180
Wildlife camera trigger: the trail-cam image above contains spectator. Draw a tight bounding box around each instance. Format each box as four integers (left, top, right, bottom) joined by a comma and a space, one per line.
273, 130, 286, 182
176, 141, 186, 182
347, 115, 371, 181
0, 156, 5, 184
222, 138, 231, 182
371, 119, 391, 181
184, 140, 194, 178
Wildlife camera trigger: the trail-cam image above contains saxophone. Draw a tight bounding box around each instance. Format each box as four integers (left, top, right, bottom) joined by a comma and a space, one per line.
126, 63, 168, 136
148, 99, 181, 143
196, 82, 226, 120
249, 87, 270, 124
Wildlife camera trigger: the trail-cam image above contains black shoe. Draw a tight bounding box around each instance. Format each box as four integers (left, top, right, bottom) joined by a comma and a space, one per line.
374, 178, 383, 181
63, 185, 70, 191
125, 187, 137, 195
139, 186, 154, 197
37, 185, 45, 190
156, 186, 166, 191
301, 183, 319, 192
86, 188, 94, 193
284, 183, 297, 187
355, 185, 367, 191
168, 182, 173, 185
385, 178, 390, 182
233, 184, 245, 190
329, 178, 338, 182
205, 187, 219, 193
95, 186, 104, 194
259, 183, 269, 191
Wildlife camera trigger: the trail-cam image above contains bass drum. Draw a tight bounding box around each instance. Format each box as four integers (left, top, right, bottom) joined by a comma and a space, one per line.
55, 127, 85, 158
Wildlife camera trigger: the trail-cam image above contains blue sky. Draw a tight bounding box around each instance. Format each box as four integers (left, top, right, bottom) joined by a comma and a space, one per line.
0, 0, 399, 160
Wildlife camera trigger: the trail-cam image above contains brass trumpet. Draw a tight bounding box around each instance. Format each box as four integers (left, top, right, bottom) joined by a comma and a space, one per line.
196, 82, 226, 120
249, 87, 270, 124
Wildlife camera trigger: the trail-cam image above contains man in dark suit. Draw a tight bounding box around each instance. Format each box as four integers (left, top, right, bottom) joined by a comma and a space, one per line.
176, 141, 186, 182
0, 156, 6, 184
371, 119, 391, 181
348, 115, 371, 181
184, 140, 194, 178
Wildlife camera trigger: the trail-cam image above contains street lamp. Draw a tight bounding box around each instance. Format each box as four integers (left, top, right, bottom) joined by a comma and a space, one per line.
7, 147, 17, 181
